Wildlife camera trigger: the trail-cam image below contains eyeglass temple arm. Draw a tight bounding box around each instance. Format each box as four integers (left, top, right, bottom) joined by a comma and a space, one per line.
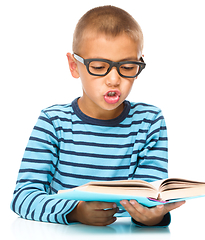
140, 57, 144, 63
74, 53, 145, 67
73, 54, 84, 64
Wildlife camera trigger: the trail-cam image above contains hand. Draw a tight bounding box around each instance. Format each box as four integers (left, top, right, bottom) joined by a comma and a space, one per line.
66, 201, 119, 226
120, 200, 185, 226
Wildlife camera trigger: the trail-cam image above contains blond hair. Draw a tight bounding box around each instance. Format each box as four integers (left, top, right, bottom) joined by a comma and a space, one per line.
72, 5, 144, 54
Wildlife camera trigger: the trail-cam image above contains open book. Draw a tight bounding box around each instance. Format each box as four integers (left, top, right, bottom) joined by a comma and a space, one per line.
53, 178, 205, 207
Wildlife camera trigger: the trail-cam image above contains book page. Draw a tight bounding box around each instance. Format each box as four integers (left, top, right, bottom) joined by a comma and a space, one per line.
88, 179, 157, 190
78, 184, 159, 199
149, 179, 164, 190
159, 178, 205, 201
57, 178, 205, 203
159, 178, 205, 191
58, 180, 159, 199
160, 185, 205, 201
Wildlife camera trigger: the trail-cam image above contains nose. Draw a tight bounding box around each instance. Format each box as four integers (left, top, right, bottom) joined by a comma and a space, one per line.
105, 67, 120, 87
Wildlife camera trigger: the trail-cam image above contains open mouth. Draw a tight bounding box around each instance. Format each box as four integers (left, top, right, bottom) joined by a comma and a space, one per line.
107, 91, 117, 97
104, 90, 121, 104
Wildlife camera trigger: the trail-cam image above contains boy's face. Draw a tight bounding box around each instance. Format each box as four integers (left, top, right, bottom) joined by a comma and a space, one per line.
68, 34, 142, 120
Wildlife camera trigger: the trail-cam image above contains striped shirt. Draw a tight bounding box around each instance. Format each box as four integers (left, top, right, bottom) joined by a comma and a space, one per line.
11, 98, 168, 225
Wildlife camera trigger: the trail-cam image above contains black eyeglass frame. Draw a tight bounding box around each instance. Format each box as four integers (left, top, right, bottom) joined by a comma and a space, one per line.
73, 53, 146, 78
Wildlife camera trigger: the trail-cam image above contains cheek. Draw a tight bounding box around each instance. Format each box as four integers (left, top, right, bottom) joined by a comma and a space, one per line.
77, 65, 87, 80
123, 80, 135, 94
80, 75, 102, 95
79, 69, 103, 92
77, 68, 90, 88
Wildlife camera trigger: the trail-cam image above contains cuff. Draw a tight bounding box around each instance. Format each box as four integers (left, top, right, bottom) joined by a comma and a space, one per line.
132, 212, 171, 227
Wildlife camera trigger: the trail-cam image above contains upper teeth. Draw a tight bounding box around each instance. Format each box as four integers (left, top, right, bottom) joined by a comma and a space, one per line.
108, 92, 116, 96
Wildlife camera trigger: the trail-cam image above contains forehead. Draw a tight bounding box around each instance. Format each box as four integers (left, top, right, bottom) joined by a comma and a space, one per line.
78, 33, 142, 61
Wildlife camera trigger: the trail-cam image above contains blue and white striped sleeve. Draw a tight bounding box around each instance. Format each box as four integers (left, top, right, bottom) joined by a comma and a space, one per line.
10, 110, 78, 224
132, 109, 171, 227
134, 110, 169, 182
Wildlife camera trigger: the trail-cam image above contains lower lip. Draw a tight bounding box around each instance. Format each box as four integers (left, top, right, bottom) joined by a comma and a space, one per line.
104, 94, 120, 104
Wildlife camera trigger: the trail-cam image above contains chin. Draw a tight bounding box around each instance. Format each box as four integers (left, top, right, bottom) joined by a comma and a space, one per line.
102, 102, 123, 111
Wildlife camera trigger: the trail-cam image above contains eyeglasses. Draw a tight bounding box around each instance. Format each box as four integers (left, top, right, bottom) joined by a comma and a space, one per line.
73, 53, 146, 78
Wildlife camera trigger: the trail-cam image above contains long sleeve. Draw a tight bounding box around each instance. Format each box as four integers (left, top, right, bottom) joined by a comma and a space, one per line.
133, 110, 169, 182
132, 110, 170, 227
10, 110, 78, 224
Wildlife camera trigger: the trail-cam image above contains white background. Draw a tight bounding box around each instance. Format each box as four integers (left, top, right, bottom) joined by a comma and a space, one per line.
1, 0, 205, 239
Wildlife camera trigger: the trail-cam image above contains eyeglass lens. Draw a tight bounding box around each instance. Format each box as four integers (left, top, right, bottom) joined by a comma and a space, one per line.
89, 61, 140, 77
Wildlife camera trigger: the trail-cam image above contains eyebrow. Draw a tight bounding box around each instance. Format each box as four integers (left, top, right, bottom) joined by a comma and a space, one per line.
90, 56, 140, 62
118, 57, 139, 62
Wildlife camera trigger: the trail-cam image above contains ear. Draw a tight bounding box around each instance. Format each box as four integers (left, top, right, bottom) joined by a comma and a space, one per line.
66, 53, 80, 78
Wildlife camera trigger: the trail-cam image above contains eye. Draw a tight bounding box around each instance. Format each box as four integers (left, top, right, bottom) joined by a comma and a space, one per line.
120, 65, 136, 71
90, 66, 105, 70
89, 61, 109, 74
119, 63, 140, 77
120, 66, 134, 70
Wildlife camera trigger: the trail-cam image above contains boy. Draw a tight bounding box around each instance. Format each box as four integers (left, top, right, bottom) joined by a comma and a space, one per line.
11, 6, 184, 227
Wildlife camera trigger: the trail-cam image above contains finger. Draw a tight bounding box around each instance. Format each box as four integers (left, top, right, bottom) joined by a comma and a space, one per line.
120, 200, 144, 222
129, 200, 160, 221
128, 200, 151, 215
120, 200, 164, 222
89, 201, 117, 210
129, 200, 148, 214
164, 201, 185, 213
95, 207, 119, 218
